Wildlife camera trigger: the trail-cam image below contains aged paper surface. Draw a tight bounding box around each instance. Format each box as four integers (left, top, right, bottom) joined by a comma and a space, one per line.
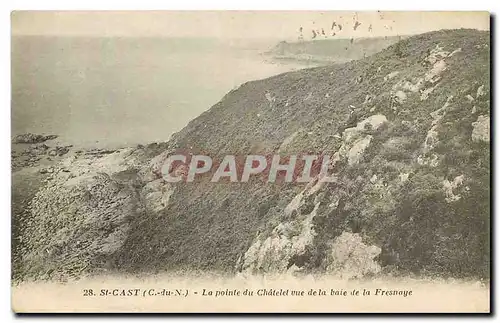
11, 11, 490, 313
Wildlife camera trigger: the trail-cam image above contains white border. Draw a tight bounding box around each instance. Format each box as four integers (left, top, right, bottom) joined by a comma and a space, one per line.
2, 1, 498, 321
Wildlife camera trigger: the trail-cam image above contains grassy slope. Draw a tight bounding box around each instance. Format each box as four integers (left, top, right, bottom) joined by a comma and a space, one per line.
14, 29, 490, 281
109, 29, 489, 279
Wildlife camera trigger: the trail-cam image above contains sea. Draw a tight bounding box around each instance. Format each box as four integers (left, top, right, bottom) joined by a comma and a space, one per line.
12, 36, 311, 149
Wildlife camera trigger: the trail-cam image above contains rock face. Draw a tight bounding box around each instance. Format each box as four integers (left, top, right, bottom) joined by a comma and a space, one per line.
13, 29, 491, 281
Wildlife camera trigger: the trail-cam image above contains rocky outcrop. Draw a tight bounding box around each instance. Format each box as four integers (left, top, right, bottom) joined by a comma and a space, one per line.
240, 178, 325, 274
472, 115, 490, 142
12, 133, 58, 144
326, 232, 381, 279
442, 175, 466, 203
329, 114, 388, 168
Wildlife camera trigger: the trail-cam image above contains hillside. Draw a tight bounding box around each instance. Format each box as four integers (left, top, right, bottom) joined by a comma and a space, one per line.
12, 29, 490, 282
266, 36, 403, 64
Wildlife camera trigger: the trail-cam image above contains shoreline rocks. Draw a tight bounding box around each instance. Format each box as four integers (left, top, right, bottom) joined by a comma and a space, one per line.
12, 133, 58, 144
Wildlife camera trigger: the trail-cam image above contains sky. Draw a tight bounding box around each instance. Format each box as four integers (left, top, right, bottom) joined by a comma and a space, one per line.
11, 11, 490, 40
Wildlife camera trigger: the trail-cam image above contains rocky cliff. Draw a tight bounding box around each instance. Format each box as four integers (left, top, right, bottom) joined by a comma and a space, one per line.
267, 36, 403, 64
12, 29, 490, 282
